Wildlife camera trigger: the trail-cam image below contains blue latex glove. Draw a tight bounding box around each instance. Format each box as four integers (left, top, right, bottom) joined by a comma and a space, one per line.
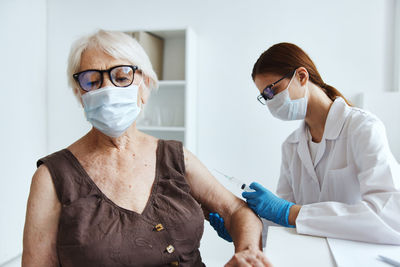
242, 182, 295, 228
209, 212, 233, 242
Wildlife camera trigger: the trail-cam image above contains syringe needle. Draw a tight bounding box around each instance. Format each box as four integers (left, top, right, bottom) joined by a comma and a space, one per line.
214, 169, 238, 184
214, 169, 229, 178
213, 169, 254, 192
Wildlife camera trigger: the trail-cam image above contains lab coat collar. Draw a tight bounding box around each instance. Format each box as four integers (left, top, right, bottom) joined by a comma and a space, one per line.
286, 97, 351, 143
323, 97, 351, 140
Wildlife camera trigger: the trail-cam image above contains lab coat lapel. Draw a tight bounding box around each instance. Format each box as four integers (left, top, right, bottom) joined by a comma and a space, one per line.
297, 123, 319, 182
313, 98, 350, 167
324, 97, 350, 140
313, 138, 326, 167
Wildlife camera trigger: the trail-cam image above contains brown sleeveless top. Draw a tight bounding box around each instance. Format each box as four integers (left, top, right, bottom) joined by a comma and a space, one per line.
37, 140, 205, 267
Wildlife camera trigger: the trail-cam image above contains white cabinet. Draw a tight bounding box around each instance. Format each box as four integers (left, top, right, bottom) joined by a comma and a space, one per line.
130, 29, 197, 154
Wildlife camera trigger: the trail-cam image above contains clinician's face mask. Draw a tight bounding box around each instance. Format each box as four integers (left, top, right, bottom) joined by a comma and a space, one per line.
81, 79, 143, 138
266, 71, 308, 121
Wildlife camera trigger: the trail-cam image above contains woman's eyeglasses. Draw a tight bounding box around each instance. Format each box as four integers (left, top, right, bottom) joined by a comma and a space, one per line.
257, 70, 295, 105
73, 65, 139, 92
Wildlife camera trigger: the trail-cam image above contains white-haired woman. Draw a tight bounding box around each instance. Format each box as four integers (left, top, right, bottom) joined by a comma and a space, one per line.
22, 30, 271, 267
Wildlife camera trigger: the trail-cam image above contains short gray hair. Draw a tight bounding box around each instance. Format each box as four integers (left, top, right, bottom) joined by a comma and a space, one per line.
67, 29, 159, 99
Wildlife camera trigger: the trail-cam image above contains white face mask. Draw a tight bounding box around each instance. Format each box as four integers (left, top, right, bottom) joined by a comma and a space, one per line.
81, 80, 142, 138
266, 71, 308, 121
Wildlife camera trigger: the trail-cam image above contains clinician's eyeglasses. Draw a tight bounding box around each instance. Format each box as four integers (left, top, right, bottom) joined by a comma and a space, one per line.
73, 65, 139, 92
257, 70, 295, 105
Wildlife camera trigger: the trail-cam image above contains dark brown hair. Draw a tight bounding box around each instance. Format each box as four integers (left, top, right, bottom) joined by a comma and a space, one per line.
252, 42, 352, 106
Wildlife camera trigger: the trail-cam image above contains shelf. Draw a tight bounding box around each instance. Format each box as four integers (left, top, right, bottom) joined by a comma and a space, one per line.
128, 28, 196, 152
158, 80, 186, 87
138, 126, 185, 132
151, 30, 185, 39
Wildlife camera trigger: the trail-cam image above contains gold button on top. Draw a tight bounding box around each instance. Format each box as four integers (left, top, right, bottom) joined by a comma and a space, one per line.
170, 261, 179, 266
154, 223, 164, 232
166, 244, 175, 254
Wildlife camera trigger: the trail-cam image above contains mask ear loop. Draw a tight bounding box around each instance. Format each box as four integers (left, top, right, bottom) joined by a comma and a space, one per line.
137, 76, 144, 88
303, 80, 309, 99
136, 76, 145, 109
286, 70, 297, 100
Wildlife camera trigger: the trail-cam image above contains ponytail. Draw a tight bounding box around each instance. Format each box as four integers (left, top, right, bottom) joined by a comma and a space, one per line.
321, 83, 352, 106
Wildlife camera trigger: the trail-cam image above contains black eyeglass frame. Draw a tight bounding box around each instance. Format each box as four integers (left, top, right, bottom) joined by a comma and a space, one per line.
73, 65, 139, 92
257, 69, 296, 105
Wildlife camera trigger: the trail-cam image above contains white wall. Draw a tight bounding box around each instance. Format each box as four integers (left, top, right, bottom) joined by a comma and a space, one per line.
0, 0, 47, 265
44, 0, 396, 264
363, 92, 400, 162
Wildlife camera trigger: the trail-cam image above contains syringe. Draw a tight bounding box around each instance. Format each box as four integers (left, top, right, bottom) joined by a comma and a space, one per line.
214, 169, 255, 192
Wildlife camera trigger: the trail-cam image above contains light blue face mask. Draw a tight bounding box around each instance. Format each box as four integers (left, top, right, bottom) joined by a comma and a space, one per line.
81, 81, 142, 138
266, 71, 308, 121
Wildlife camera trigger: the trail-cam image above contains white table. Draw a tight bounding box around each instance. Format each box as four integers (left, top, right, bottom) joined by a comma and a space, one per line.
264, 226, 336, 267
264, 226, 400, 267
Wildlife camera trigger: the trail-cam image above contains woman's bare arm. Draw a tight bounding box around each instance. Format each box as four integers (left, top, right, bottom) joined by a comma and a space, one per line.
183, 148, 263, 252
22, 165, 61, 267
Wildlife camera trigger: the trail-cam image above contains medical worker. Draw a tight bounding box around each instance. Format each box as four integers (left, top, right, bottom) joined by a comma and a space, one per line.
209, 42, 400, 245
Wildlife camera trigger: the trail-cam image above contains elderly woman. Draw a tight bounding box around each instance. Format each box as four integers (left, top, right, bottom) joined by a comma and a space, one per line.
22, 30, 271, 267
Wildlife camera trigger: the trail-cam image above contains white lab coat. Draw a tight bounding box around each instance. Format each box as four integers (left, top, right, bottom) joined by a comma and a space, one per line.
267, 97, 400, 245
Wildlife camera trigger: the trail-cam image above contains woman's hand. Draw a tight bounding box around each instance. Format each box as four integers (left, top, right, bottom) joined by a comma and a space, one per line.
209, 212, 233, 242
225, 246, 272, 267
242, 182, 299, 227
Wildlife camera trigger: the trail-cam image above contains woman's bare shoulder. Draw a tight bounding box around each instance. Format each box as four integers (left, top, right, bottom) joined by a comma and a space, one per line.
22, 165, 61, 266
30, 164, 61, 210
32, 165, 54, 190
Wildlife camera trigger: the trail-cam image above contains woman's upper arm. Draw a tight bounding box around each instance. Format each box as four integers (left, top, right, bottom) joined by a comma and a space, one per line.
183, 147, 244, 219
351, 117, 400, 191
22, 165, 61, 267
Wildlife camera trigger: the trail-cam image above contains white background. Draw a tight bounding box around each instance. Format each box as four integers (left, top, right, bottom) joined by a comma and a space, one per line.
1, 0, 399, 266
0, 0, 47, 265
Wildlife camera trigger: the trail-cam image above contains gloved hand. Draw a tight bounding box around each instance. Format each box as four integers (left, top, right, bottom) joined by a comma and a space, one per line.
209, 212, 233, 242
242, 182, 295, 228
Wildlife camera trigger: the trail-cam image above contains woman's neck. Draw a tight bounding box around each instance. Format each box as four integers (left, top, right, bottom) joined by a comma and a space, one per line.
86, 123, 144, 152
305, 84, 333, 143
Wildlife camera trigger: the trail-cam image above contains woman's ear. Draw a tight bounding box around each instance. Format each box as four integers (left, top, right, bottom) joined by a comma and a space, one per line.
140, 76, 151, 105
296, 67, 309, 86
